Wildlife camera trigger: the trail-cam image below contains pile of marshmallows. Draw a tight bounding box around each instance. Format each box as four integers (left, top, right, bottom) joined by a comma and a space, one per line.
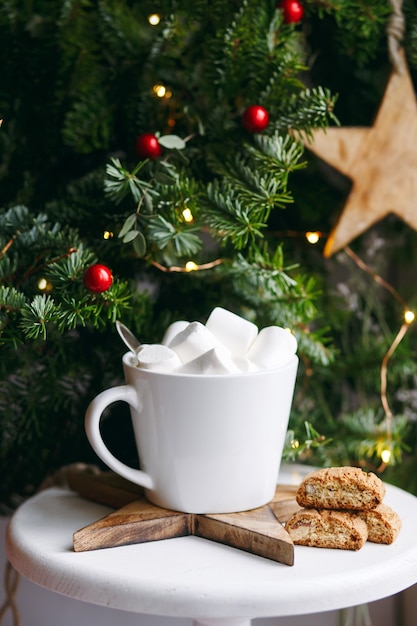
134, 307, 297, 375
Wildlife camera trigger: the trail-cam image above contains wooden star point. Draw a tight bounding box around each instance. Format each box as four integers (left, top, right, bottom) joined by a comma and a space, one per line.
306, 50, 417, 257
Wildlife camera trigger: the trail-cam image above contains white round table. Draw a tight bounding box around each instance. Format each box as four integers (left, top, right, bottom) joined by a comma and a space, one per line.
6, 465, 417, 626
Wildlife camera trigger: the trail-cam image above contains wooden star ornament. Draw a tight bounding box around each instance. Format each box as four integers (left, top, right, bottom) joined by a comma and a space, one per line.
306, 50, 417, 257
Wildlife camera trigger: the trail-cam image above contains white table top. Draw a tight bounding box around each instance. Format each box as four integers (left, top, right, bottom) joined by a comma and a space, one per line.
6, 464, 417, 620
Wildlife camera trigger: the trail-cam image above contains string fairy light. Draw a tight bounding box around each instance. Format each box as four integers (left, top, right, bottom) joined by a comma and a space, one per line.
305, 231, 320, 244
344, 246, 409, 308
381, 449, 392, 464
152, 83, 172, 99
182, 208, 194, 223
274, 229, 414, 470
152, 84, 166, 98
151, 258, 223, 273
272, 228, 416, 470
404, 309, 415, 324
38, 278, 47, 290
343, 245, 415, 471
148, 13, 161, 25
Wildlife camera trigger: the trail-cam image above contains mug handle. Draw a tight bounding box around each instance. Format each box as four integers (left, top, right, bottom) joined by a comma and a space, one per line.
85, 385, 154, 490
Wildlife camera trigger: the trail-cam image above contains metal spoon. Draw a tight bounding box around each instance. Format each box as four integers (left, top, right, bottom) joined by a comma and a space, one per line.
116, 320, 141, 362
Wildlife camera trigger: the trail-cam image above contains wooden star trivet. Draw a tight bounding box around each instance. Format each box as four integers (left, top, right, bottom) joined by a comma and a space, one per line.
68, 468, 300, 566
306, 49, 417, 257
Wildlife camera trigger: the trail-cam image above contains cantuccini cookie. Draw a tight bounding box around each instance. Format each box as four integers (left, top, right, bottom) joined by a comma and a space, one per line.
296, 466, 386, 511
286, 508, 368, 551
358, 504, 402, 544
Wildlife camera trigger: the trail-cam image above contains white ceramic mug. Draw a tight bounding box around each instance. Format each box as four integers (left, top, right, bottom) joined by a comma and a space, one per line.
85, 352, 298, 514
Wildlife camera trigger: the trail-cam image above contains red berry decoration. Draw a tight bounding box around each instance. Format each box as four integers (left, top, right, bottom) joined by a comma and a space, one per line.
278, 0, 304, 24
241, 105, 270, 133
134, 133, 162, 160
83, 264, 113, 293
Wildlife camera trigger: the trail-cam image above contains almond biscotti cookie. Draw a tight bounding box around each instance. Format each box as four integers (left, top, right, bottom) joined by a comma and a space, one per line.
296, 466, 386, 511
358, 504, 402, 544
286, 508, 368, 550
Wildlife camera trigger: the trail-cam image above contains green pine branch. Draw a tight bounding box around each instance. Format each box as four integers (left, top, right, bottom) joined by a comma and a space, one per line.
0, 206, 134, 344
225, 246, 334, 366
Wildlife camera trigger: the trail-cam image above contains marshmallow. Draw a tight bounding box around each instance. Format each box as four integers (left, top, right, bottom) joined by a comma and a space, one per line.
137, 344, 182, 372
232, 356, 260, 373
205, 307, 258, 357
246, 326, 297, 369
167, 321, 225, 363
161, 320, 189, 346
177, 347, 241, 375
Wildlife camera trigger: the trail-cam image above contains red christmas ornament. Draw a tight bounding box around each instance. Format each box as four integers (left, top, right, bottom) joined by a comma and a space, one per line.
83, 264, 113, 293
278, 0, 304, 24
134, 133, 162, 160
241, 105, 270, 133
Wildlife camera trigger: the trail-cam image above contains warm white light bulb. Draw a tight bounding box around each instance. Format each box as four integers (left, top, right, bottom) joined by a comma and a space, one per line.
153, 84, 166, 98
404, 309, 415, 324
305, 231, 320, 244
182, 208, 193, 223
38, 278, 52, 292
148, 14, 161, 25
185, 261, 198, 272
381, 449, 391, 464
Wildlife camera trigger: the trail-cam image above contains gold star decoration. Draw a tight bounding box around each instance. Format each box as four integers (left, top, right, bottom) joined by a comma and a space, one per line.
306, 50, 417, 257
